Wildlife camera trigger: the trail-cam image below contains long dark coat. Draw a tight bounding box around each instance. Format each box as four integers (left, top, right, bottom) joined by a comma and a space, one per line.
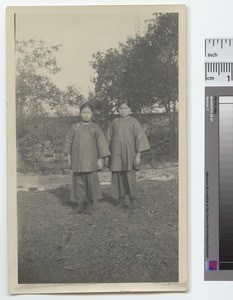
106, 116, 151, 171
64, 122, 110, 173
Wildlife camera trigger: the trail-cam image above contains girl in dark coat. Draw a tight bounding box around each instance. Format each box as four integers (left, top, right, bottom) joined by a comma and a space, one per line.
106, 100, 150, 208
64, 103, 110, 214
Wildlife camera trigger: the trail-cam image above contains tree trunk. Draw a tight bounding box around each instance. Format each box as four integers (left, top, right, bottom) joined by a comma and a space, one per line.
173, 100, 178, 158
165, 101, 176, 158
164, 101, 173, 157
168, 99, 178, 158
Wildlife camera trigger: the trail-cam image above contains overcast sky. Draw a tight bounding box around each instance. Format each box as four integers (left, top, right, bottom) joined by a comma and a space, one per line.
16, 11, 152, 97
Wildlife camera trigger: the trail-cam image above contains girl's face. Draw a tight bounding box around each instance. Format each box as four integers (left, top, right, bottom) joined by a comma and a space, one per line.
80, 107, 93, 122
118, 103, 131, 118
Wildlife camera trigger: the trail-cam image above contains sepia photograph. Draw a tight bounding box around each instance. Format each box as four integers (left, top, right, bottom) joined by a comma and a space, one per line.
7, 5, 187, 293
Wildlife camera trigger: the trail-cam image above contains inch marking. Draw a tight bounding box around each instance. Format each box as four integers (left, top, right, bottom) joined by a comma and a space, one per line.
205, 39, 233, 61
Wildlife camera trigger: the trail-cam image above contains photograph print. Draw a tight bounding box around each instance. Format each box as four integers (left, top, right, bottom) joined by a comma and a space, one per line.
7, 5, 187, 293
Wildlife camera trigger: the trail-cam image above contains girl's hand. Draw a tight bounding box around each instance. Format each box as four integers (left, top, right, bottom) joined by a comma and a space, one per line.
104, 157, 109, 168
97, 159, 103, 171
134, 153, 141, 167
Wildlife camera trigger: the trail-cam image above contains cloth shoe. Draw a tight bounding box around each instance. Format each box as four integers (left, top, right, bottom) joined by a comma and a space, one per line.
119, 196, 127, 208
129, 197, 135, 209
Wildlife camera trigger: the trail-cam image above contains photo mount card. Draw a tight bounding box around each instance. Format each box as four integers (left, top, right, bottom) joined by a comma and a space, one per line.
7, 5, 187, 294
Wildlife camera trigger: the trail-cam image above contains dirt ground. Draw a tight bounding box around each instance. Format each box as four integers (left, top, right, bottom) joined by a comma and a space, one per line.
17, 170, 178, 284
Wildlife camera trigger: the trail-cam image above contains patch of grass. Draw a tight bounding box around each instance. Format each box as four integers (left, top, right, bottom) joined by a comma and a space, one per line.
17, 180, 178, 284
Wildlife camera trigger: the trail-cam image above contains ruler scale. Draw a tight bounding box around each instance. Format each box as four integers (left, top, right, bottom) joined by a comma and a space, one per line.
205, 39, 233, 86
205, 62, 233, 85
205, 38, 233, 280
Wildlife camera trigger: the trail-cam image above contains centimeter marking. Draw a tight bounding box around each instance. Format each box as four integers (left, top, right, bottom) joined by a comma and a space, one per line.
205, 62, 233, 76
205, 62, 233, 84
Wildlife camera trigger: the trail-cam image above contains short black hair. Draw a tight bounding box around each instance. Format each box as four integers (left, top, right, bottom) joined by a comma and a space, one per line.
117, 99, 132, 109
80, 102, 94, 113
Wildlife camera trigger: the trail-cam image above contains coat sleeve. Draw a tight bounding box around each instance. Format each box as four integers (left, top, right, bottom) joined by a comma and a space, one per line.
63, 125, 75, 154
95, 125, 111, 158
133, 120, 151, 153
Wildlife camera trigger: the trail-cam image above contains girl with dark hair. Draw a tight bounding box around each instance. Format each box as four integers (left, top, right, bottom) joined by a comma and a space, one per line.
106, 100, 150, 209
63, 102, 110, 214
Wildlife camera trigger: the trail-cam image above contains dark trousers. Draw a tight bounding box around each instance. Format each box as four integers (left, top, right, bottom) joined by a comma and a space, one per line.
70, 171, 102, 204
111, 170, 137, 198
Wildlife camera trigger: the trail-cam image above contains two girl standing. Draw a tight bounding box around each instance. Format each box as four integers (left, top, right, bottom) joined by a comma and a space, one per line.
63, 101, 150, 214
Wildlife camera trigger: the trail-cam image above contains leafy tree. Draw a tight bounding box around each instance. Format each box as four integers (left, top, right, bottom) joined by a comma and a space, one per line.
16, 39, 85, 170
58, 85, 85, 116
16, 39, 63, 120
90, 13, 178, 156
16, 40, 85, 121
146, 13, 178, 155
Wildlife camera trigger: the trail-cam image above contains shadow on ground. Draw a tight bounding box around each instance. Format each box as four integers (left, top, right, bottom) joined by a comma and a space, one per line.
49, 186, 71, 206
99, 193, 119, 206
17, 179, 178, 284
49, 186, 119, 207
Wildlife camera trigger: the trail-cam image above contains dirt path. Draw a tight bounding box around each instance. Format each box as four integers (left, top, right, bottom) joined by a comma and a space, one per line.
17, 164, 178, 190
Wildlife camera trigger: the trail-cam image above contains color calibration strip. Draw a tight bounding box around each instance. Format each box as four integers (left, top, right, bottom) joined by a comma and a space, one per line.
205, 87, 233, 280
219, 97, 233, 270
205, 39, 233, 280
